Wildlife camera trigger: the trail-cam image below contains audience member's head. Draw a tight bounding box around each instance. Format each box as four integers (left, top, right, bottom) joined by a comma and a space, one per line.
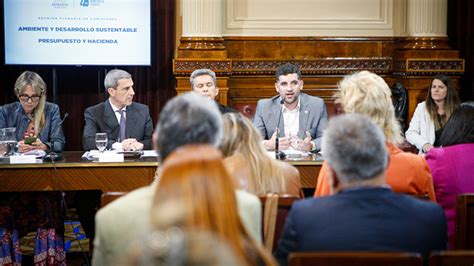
104, 69, 134, 108
155, 92, 223, 161
220, 112, 288, 194
439, 102, 474, 147
189, 68, 219, 100
152, 144, 276, 265
335, 70, 403, 145
322, 113, 388, 193
124, 227, 244, 266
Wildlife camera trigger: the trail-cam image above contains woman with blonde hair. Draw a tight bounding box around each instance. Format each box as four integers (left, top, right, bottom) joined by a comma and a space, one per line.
220, 112, 302, 197
314, 71, 436, 200
0, 71, 66, 265
152, 144, 276, 266
406, 75, 460, 154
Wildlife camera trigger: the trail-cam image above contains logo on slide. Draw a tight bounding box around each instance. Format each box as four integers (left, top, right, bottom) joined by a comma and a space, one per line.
80, 0, 89, 7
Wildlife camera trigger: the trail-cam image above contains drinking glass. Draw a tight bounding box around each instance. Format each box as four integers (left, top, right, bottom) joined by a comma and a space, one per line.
95, 133, 108, 153
1, 127, 17, 156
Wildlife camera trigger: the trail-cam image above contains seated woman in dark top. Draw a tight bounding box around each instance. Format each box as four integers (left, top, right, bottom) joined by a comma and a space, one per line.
0, 71, 66, 265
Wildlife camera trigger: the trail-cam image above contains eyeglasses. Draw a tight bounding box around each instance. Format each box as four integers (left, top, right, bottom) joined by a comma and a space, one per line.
19, 94, 41, 102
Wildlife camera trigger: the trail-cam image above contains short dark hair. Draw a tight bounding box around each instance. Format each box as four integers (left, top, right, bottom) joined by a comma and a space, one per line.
275, 63, 302, 82
440, 102, 474, 146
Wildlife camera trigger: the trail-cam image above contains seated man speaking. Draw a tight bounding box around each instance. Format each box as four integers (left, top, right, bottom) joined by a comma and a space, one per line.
253, 63, 328, 152
83, 69, 153, 151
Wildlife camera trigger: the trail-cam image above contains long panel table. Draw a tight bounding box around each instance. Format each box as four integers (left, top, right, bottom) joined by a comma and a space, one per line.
0, 151, 321, 192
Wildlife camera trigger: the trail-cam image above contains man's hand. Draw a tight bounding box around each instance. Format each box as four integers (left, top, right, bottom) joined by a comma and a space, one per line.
293, 131, 313, 152
122, 138, 144, 151
263, 131, 291, 150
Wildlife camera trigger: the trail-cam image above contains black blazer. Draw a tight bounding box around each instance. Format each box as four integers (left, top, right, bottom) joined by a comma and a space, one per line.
275, 187, 447, 266
82, 100, 153, 150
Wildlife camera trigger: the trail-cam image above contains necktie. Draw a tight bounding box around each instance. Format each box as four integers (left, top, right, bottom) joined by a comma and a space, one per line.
117, 109, 126, 142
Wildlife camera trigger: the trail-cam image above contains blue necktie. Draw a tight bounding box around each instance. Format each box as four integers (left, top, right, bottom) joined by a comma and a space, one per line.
117, 109, 126, 142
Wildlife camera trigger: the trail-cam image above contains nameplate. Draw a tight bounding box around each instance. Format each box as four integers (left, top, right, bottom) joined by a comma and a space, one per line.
98, 153, 124, 163
10, 155, 37, 164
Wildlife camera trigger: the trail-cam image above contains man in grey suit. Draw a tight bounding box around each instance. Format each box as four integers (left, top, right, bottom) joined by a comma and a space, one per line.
253, 63, 328, 152
82, 69, 153, 151
92, 93, 263, 265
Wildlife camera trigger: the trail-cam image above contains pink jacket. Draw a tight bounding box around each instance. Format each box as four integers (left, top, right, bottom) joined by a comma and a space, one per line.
426, 143, 474, 248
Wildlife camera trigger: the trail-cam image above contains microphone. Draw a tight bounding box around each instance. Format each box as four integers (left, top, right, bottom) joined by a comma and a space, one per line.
275, 99, 286, 160
43, 112, 68, 161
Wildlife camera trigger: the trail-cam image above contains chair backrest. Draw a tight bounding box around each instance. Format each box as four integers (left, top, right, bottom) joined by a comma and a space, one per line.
455, 194, 474, 249
100, 191, 127, 208
391, 82, 408, 130
289, 252, 423, 266
429, 250, 474, 266
259, 194, 300, 252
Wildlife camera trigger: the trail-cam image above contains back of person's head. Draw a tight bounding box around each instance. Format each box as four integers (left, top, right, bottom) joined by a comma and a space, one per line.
153, 144, 275, 265
336, 70, 403, 145
220, 112, 288, 195
189, 68, 217, 89
155, 92, 223, 161
104, 69, 131, 90
322, 113, 388, 185
275, 63, 302, 81
440, 102, 474, 146
124, 228, 244, 266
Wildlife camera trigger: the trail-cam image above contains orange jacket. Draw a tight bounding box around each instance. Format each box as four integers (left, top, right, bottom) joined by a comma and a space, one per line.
314, 143, 436, 202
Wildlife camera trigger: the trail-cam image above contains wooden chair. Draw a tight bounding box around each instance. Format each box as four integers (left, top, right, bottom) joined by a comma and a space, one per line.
259, 194, 300, 252
429, 250, 474, 266
100, 191, 126, 208
288, 251, 423, 266
455, 194, 474, 249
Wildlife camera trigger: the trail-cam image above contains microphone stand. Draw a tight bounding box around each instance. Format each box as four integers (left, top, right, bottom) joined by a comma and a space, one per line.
275, 99, 286, 160
44, 113, 69, 162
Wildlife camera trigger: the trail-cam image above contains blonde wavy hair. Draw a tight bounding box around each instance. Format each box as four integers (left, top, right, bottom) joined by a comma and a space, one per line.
335, 70, 404, 145
220, 113, 288, 195
14, 71, 47, 136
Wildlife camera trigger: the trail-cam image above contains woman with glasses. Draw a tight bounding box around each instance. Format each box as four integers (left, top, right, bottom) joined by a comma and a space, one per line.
0, 70, 65, 153
0, 71, 66, 265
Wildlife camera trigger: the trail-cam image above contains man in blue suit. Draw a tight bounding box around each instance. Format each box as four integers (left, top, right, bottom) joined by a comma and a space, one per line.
275, 113, 447, 266
253, 63, 328, 152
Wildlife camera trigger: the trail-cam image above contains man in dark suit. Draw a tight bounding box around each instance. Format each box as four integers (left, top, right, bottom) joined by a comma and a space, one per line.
253, 63, 328, 151
275, 113, 447, 266
82, 69, 153, 151
190, 68, 236, 114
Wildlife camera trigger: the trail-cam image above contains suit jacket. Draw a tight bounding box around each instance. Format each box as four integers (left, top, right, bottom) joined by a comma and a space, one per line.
82, 100, 153, 150
276, 187, 447, 266
93, 182, 262, 266
218, 103, 237, 114
426, 143, 474, 248
253, 93, 328, 151
406, 101, 435, 154
0, 101, 65, 152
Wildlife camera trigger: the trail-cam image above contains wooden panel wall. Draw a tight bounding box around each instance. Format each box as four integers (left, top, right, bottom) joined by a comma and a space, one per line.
174, 36, 464, 124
